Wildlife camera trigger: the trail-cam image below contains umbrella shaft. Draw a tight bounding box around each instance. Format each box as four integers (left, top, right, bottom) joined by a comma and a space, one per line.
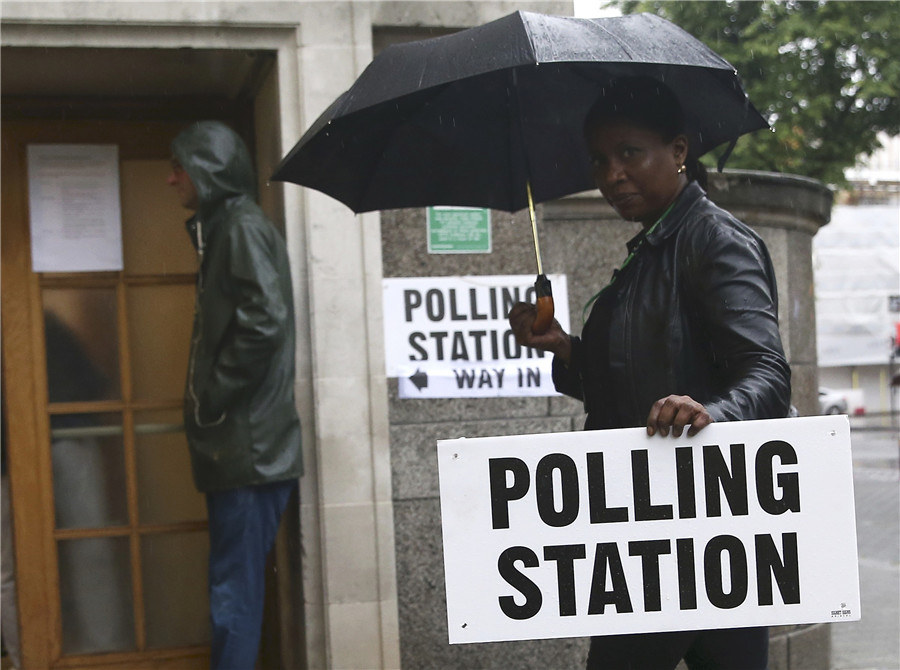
527, 181, 543, 275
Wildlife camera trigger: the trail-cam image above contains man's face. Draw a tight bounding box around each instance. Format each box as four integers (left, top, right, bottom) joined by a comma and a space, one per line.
166, 159, 199, 211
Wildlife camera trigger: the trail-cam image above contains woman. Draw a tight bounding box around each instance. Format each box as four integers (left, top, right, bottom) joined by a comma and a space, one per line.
508, 78, 792, 669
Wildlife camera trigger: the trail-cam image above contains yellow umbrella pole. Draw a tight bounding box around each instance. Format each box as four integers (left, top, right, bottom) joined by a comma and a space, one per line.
527, 181, 554, 334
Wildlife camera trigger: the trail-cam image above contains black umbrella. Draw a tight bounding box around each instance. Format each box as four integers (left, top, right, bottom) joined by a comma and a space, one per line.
273, 11, 768, 330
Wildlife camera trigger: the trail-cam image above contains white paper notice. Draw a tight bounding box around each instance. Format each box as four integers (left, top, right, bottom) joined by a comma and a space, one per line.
28, 144, 123, 272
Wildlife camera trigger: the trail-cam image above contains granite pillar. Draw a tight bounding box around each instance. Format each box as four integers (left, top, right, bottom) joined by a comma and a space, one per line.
385, 170, 832, 669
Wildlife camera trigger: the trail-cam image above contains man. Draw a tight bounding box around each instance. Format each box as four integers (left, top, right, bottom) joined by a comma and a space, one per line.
167, 120, 302, 670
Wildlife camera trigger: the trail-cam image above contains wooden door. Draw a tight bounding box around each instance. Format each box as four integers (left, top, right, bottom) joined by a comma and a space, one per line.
2, 119, 213, 669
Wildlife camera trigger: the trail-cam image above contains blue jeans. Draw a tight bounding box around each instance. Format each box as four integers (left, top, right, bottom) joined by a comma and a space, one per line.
206, 480, 296, 670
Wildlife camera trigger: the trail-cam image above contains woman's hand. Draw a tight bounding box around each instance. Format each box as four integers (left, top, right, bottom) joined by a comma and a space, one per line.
646, 394, 713, 438
508, 302, 572, 364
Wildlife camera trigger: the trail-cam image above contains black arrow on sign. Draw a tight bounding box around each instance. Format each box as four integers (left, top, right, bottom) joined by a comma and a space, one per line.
409, 368, 428, 390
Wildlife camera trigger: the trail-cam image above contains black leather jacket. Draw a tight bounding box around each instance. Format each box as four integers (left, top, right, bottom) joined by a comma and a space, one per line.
554, 182, 791, 430
174, 121, 302, 492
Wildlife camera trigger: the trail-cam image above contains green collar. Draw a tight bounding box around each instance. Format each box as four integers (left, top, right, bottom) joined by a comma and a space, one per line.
581, 201, 676, 323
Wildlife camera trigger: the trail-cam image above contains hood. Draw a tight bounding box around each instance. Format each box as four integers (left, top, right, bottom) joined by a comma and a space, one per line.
171, 121, 257, 214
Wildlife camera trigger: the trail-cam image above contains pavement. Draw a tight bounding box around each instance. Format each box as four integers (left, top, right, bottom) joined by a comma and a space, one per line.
831, 415, 900, 670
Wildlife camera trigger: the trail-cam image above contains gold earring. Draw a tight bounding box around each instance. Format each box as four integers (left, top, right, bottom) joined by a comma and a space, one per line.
677, 164, 686, 174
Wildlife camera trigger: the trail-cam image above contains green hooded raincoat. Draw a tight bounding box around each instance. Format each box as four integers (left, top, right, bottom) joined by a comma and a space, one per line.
172, 121, 302, 493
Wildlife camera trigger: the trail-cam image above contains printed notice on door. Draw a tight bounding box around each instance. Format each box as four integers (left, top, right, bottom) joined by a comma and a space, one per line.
27, 144, 123, 272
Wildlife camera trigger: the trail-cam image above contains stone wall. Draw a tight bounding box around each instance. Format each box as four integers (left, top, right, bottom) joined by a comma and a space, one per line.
384, 171, 832, 669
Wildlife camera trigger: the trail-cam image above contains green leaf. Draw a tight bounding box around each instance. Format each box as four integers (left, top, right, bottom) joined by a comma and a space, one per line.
612, 0, 900, 186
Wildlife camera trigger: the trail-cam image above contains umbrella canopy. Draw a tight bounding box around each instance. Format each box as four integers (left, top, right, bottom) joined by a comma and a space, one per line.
272, 11, 768, 214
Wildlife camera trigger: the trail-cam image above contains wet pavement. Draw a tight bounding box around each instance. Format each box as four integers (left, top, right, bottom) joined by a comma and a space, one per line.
831, 416, 899, 670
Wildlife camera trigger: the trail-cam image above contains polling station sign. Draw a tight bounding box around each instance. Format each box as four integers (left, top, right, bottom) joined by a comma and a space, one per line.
437, 416, 860, 644
383, 275, 570, 398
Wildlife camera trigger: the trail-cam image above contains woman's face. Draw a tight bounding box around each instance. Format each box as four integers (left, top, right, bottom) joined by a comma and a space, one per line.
586, 119, 688, 227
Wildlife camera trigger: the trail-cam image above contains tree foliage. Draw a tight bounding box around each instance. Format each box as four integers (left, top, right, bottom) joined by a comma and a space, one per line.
615, 0, 900, 185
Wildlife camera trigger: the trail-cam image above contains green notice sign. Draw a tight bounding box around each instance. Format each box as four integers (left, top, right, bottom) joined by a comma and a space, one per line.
427, 206, 491, 254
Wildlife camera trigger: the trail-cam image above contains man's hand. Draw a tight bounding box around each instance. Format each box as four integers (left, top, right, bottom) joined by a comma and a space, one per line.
646, 394, 713, 438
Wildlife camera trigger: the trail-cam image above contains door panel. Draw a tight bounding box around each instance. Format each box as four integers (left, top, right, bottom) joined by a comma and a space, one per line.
126, 283, 194, 402
134, 408, 206, 525
57, 536, 135, 655
42, 287, 121, 402
141, 531, 209, 649
50, 412, 129, 530
2, 119, 211, 669
121, 159, 197, 276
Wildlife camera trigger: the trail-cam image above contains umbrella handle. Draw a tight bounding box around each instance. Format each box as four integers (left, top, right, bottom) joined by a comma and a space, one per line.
526, 185, 554, 333
532, 274, 554, 334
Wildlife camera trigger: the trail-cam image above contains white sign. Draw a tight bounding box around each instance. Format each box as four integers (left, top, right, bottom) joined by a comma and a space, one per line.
383, 275, 570, 398
437, 416, 860, 644
28, 144, 123, 272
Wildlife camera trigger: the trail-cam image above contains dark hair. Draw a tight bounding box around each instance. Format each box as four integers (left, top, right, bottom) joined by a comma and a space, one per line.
583, 76, 707, 189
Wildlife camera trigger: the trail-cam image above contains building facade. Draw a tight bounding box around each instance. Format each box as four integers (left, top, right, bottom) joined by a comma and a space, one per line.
0, 3, 568, 668
1, 3, 829, 669
816, 134, 900, 418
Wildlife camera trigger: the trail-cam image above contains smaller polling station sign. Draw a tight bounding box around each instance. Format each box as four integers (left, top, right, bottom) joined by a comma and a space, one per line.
383, 275, 570, 399
437, 416, 860, 644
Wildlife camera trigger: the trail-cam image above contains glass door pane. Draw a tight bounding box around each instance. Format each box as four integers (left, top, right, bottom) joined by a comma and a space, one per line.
142, 531, 210, 649
51, 412, 128, 529
135, 409, 205, 524
43, 288, 120, 402
120, 159, 197, 276
127, 284, 194, 402
58, 536, 135, 654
